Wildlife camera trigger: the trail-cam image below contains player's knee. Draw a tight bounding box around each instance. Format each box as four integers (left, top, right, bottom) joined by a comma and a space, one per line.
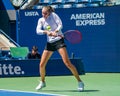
64, 60, 72, 68
40, 63, 45, 68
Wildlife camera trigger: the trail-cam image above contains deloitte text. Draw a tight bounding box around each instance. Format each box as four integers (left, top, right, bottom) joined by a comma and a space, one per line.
0, 64, 25, 75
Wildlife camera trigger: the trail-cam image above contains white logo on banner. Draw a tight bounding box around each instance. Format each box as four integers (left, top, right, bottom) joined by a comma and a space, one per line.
70, 13, 105, 26
0, 64, 25, 75
25, 11, 39, 16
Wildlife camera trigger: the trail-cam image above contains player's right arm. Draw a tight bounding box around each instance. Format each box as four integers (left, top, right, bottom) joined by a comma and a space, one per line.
36, 18, 53, 36
36, 18, 57, 37
36, 18, 46, 35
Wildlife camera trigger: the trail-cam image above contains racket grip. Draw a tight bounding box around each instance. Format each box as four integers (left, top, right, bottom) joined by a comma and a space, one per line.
58, 34, 64, 38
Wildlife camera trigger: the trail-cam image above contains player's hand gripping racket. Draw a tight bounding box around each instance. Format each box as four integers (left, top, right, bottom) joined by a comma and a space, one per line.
58, 30, 82, 44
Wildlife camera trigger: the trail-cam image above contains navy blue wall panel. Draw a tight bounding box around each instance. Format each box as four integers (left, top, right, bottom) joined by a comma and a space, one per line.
0, 59, 85, 77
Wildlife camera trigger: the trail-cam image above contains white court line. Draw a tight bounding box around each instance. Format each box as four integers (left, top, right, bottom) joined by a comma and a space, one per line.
0, 89, 67, 96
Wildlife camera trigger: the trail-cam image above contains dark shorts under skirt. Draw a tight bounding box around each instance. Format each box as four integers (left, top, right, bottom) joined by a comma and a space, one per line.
45, 38, 66, 51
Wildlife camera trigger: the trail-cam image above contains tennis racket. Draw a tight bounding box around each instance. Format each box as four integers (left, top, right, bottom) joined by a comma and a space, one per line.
59, 30, 82, 44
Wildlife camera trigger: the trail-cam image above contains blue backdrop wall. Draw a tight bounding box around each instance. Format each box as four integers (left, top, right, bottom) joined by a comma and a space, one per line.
17, 6, 120, 72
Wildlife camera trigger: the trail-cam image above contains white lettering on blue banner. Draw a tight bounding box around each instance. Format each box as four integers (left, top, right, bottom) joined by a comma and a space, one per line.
24, 11, 39, 16
0, 64, 25, 75
70, 13, 105, 26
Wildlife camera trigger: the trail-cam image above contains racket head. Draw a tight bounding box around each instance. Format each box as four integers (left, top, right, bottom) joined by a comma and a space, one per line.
64, 30, 82, 44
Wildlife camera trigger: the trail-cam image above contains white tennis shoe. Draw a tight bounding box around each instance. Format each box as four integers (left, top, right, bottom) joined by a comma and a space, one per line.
35, 81, 84, 91
78, 82, 84, 91
35, 81, 46, 90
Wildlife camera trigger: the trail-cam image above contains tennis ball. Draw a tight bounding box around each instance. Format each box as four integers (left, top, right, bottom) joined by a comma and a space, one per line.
46, 26, 51, 31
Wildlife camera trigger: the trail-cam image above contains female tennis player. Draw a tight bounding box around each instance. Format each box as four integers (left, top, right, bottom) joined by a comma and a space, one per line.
35, 6, 84, 91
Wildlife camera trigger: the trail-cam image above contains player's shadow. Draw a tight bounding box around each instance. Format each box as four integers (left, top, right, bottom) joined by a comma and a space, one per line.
39, 89, 99, 93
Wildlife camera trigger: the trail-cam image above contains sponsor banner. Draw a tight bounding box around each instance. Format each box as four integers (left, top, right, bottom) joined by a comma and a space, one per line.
17, 6, 120, 72
0, 59, 85, 77
70, 12, 105, 26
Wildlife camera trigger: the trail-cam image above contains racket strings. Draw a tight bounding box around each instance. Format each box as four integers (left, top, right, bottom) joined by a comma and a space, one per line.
65, 30, 82, 44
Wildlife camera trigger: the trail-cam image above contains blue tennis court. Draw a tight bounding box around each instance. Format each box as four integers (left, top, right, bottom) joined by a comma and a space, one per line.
0, 89, 66, 96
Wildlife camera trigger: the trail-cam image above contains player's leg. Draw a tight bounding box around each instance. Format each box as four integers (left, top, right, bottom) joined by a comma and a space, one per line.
58, 47, 81, 81
58, 47, 84, 91
36, 50, 53, 90
40, 50, 53, 82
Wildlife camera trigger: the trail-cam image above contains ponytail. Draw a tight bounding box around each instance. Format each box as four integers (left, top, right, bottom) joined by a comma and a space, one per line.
49, 6, 55, 12
42, 6, 55, 13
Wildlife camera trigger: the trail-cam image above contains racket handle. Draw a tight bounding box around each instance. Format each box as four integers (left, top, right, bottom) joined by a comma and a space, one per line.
57, 34, 64, 38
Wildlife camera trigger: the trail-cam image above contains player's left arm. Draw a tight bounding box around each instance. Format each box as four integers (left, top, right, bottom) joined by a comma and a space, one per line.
53, 13, 63, 33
